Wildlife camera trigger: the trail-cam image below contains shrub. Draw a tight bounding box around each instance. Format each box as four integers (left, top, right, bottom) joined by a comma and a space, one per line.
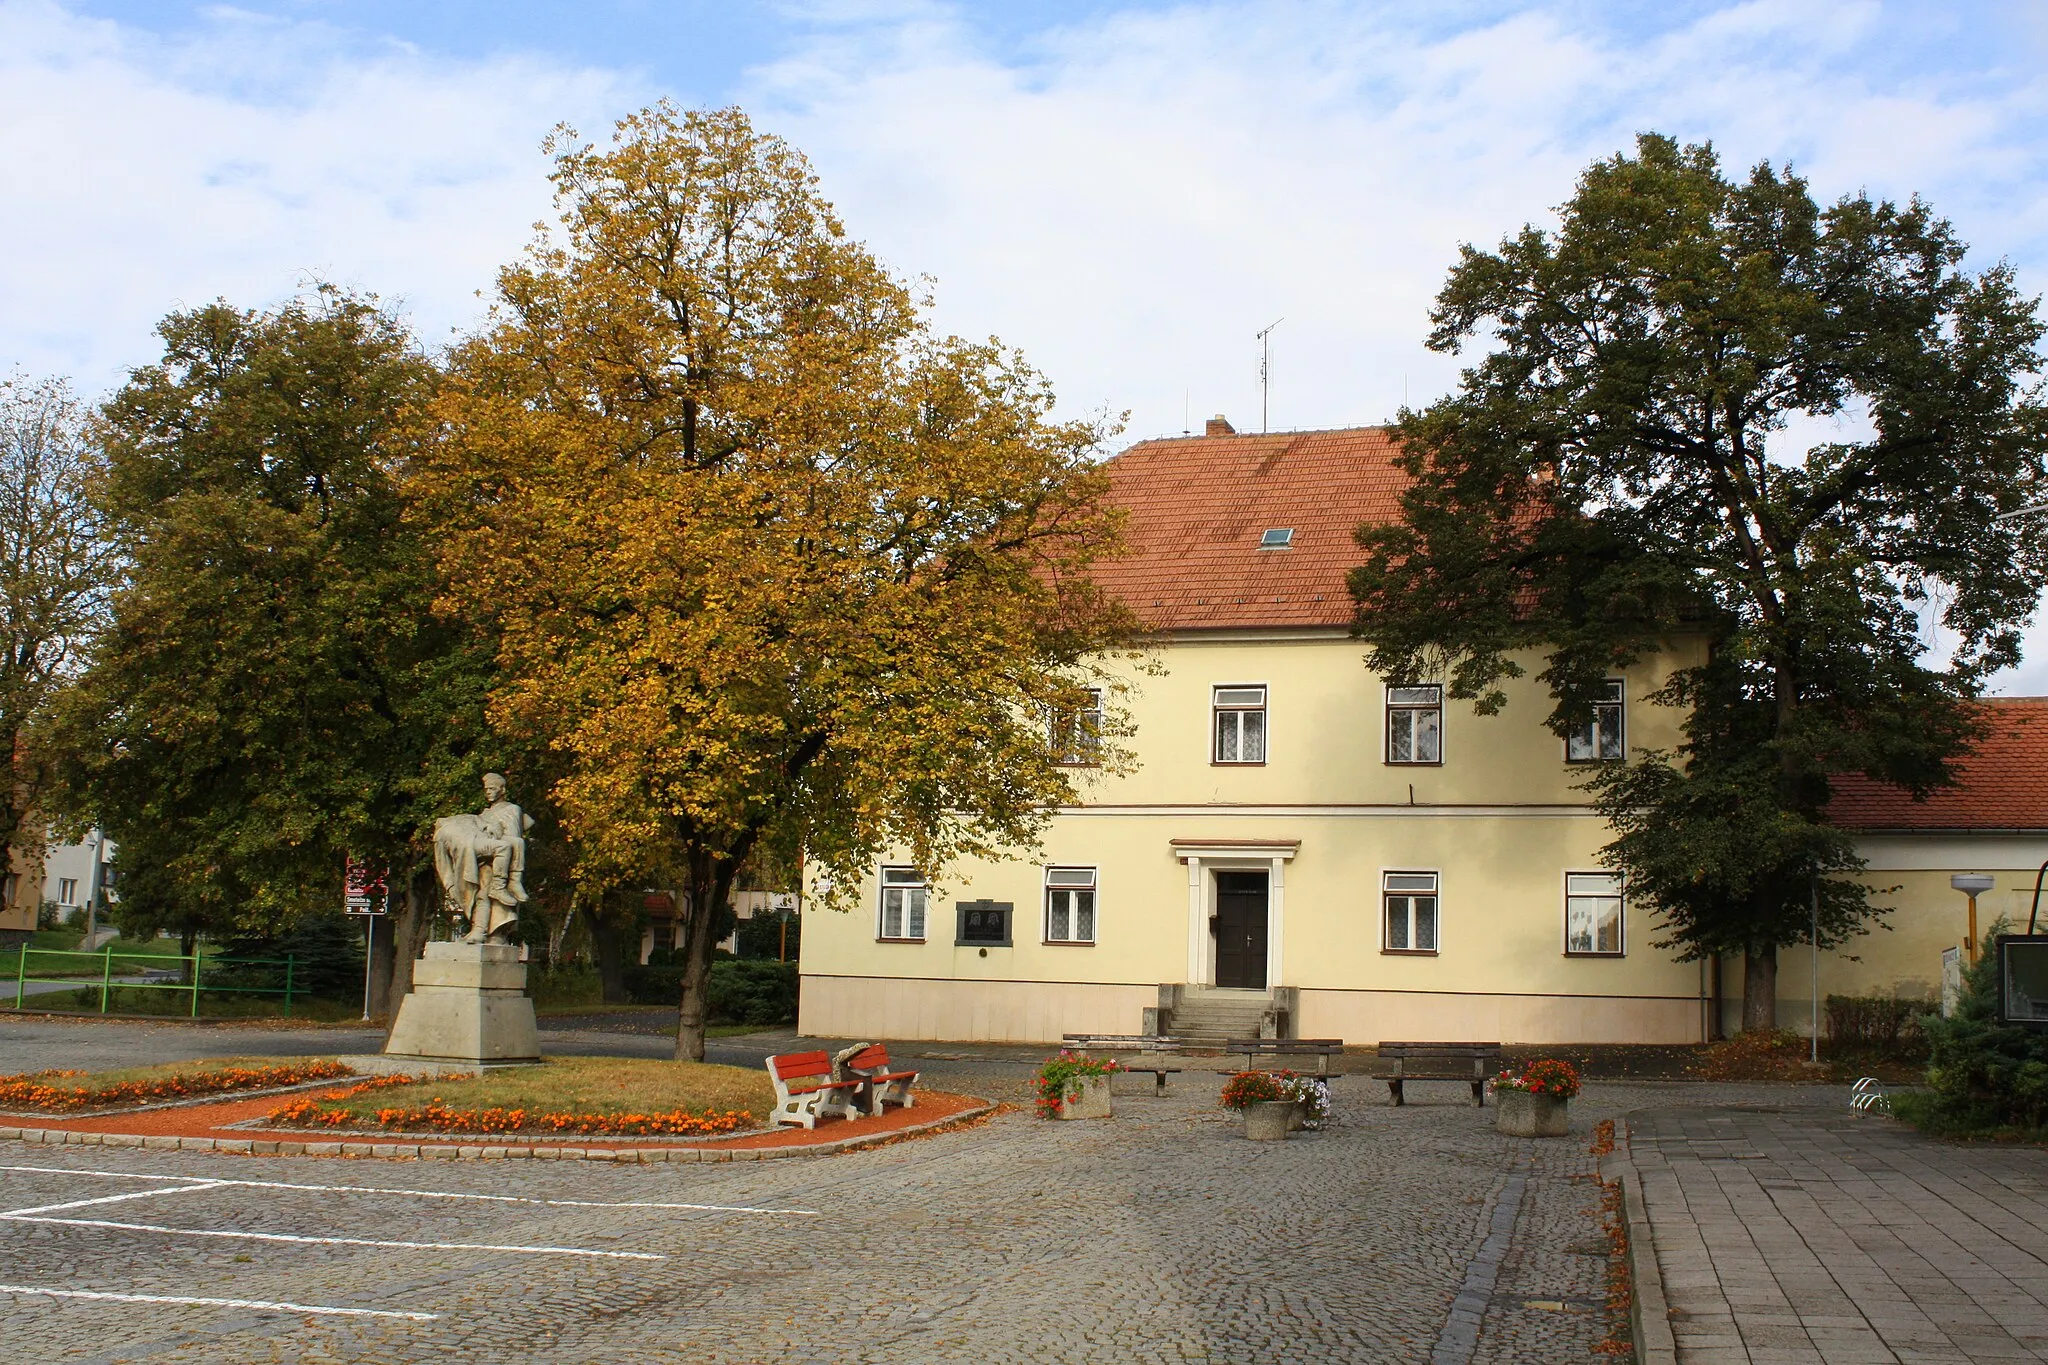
618, 957, 797, 1023
734, 909, 799, 961
529, 963, 603, 1010
1919, 927, 2048, 1131
707, 959, 798, 1025
1824, 994, 1929, 1053
622, 949, 682, 1005
211, 912, 365, 1000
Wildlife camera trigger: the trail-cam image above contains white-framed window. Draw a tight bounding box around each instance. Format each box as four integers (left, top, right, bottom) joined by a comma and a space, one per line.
1384, 870, 1439, 953
57, 877, 78, 906
877, 866, 927, 941
1049, 687, 1103, 766
1213, 685, 1267, 764
1566, 681, 1625, 762
1044, 866, 1097, 944
1565, 871, 1624, 955
1386, 685, 1443, 764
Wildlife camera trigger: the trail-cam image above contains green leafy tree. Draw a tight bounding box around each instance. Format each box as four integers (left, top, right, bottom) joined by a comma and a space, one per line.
0, 375, 117, 885
1349, 135, 2048, 1029
49, 289, 494, 1009
414, 105, 1134, 1060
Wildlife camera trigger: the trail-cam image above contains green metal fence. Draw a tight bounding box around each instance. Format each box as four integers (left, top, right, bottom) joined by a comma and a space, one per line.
8, 947, 298, 1017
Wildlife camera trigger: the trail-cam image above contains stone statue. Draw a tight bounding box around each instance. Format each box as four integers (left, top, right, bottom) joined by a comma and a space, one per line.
433, 773, 534, 944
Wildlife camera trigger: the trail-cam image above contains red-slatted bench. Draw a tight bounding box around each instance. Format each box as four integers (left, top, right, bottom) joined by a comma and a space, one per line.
843, 1044, 920, 1116
766, 1051, 864, 1129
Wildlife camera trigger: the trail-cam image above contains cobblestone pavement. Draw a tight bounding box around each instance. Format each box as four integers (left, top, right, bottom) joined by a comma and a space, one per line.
4, 1015, 1856, 1363
1627, 1103, 2048, 1363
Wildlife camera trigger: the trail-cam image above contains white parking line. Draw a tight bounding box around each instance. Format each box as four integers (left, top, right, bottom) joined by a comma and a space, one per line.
0, 1282, 437, 1321
1, 1214, 667, 1258
0, 1184, 225, 1218
0, 1163, 818, 1216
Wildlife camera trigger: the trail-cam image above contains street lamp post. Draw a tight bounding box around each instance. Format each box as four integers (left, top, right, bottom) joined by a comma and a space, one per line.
1953, 872, 1998, 965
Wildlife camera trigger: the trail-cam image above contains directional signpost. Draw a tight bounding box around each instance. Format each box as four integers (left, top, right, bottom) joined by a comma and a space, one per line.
345, 860, 388, 1022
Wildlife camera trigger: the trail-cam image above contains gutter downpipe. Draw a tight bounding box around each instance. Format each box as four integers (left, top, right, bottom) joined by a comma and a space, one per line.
2027, 859, 2048, 935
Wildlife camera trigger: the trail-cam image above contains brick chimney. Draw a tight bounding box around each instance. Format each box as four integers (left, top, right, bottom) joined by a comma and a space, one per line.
1205, 414, 1236, 437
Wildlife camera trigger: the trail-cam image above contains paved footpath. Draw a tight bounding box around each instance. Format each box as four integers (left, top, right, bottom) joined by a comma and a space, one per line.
1625, 1104, 2048, 1364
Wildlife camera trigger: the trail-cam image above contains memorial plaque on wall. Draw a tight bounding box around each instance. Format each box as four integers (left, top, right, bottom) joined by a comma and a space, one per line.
956, 899, 1012, 946
1999, 935, 2048, 1027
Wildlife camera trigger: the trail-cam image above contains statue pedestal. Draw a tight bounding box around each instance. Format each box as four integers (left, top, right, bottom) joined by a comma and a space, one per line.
383, 942, 539, 1064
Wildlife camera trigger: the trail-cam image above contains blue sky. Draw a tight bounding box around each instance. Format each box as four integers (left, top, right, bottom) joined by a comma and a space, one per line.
7, 0, 2048, 679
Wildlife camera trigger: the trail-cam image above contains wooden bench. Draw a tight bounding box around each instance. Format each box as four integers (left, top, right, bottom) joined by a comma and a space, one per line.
1377, 1041, 1502, 1107
842, 1043, 920, 1117
1061, 1034, 1183, 1095
1226, 1038, 1345, 1077
766, 1050, 864, 1129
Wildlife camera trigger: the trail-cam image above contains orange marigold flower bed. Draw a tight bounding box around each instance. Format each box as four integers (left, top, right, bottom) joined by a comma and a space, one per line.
0, 1061, 357, 1113
265, 1092, 755, 1137
264, 1075, 424, 1126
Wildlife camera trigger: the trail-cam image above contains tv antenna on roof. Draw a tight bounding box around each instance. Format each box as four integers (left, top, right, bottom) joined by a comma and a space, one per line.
1256, 318, 1284, 433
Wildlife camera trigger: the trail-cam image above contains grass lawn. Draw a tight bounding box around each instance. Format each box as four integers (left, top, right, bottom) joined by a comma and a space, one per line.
4, 933, 196, 979
6, 985, 363, 1022
313, 1056, 776, 1123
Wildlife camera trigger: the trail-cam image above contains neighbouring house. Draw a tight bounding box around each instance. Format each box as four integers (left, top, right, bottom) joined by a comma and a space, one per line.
1820, 703, 2048, 1029
639, 887, 799, 962
797, 421, 2048, 1045
41, 833, 115, 922
0, 841, 40, 944
2, 829, 113, 946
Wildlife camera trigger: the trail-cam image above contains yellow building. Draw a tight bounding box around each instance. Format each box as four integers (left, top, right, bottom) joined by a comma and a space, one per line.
799, 422, 2047, 1044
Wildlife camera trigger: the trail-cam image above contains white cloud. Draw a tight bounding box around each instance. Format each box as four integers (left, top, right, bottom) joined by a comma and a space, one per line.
5, 0, 2048, 687
0, 0, 636, 384
743, 0, 2044, 444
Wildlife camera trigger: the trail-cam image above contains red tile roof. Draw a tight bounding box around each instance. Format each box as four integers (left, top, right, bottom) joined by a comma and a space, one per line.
1094, 424, 1407, 630
1828, 699, 2048, 831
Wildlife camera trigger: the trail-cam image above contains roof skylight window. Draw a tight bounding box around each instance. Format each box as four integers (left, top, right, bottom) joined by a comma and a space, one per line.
1259, 528, 1295, 549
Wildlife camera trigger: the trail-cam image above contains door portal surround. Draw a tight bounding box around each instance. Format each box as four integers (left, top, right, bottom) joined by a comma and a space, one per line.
1171, 839, 1299, 990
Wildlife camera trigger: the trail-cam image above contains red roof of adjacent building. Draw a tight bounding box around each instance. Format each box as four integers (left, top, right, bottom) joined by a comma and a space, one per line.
1828, 699, 2048, 831
1093, 422, 1407, 631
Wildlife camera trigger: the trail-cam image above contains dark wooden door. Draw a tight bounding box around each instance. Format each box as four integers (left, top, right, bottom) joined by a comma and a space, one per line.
1212, 871, 1269, 989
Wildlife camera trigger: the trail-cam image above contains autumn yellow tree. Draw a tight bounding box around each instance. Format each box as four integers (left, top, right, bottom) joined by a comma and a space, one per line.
413, 105, 1132, 1060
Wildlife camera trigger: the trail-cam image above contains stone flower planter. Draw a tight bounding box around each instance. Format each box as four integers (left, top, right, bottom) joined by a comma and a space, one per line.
1286, 1100, 1307, 1132
1051, 1073, 1112, 1120
1494, 1088, 1569, 1137
1242, 1099, 1294, 1141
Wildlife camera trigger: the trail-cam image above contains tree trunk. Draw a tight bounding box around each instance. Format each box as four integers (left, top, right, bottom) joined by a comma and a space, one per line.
1742, 945, 1778, 1032
178, 928, 197, 984
592, 905, 631, 1005
675, 867, 720, 1062
366, 901, 397, 1019
378, 870, 433, 1037
548, 902, 576, 966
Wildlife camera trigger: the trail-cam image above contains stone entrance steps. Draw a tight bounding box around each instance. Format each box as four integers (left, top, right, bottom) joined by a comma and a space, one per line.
1166, 988, 1273, 1047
